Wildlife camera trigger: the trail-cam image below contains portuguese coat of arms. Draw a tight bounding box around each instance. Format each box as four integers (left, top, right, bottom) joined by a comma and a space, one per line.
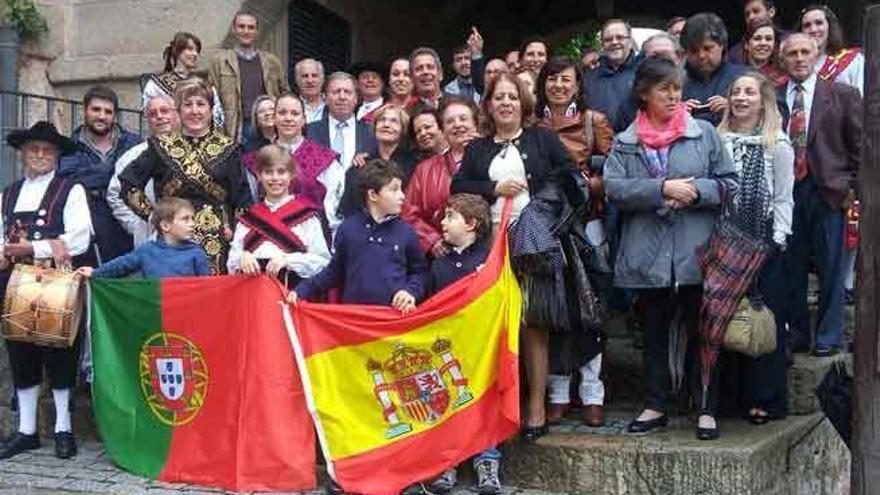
366, 338, 473, 439
139, 332, 209, 426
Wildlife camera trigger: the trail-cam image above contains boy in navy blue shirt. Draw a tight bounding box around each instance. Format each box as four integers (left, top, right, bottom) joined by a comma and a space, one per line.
420, 193, 502, 495
290, 159, 427, 313
77, 197, 210, 279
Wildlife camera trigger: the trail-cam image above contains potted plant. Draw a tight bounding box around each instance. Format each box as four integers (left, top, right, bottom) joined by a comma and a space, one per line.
1, 0, 47, 91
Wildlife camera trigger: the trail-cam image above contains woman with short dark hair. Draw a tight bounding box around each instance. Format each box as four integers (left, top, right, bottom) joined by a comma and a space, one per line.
605, 58, 738, 440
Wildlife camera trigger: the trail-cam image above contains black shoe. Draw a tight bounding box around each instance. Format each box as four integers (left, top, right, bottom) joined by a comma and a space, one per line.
845, 289, 855, 306
813, 346, 838, 358
696, 426, 720, 440
625, 415, 668, 434
521, 423, 549, 442
54, 431, 76, 459
0, 432, 40, 460
749, 414, 769, 425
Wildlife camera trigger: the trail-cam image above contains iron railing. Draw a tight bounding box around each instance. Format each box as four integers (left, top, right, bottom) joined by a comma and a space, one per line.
0, 90, 145, 187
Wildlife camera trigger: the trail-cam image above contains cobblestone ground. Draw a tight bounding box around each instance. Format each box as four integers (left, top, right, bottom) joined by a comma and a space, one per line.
0, 442, 558, 495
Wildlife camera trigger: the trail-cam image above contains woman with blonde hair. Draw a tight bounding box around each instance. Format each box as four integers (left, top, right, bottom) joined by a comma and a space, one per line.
717, 71, 794, 424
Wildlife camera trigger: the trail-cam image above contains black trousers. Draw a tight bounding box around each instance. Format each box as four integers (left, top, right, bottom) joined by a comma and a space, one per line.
639, 285, 719, 416
6, 338, 80, 390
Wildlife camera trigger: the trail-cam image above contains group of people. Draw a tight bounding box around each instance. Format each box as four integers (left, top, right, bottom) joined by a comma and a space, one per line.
0, 1, 864, 493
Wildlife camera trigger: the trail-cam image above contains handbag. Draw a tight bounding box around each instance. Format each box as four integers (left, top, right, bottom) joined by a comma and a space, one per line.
723, 297, 777, 357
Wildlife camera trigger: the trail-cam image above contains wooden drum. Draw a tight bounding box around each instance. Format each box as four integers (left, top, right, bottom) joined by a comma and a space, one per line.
1, 264, 84, 348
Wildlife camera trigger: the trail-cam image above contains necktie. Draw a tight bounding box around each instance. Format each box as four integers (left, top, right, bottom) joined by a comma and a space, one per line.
332, 121, 347, 158
789, 84, 808, 181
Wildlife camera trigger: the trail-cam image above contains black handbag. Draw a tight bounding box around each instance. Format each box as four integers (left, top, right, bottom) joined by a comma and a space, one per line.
816, 361, 852, 448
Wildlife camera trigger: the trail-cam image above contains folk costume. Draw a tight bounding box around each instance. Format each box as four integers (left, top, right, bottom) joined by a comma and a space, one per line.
241, 138, 338, 210
227, 195, 330, 286
815, 47, 864, 95
141, 71, 225, 126
0, 122, 93, 461
120, 129, 252, 275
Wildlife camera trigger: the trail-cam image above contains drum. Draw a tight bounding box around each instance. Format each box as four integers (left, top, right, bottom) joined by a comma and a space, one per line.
1, 264, 84, 348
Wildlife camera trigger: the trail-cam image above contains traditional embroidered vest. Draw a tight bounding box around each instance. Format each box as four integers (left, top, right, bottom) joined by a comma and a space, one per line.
818, 48, 861, 82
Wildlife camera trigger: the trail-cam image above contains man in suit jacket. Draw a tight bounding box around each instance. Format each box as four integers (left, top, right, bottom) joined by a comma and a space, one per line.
306, 71, 378, 230
776, 33, 862, 356
208, 10, 289, 142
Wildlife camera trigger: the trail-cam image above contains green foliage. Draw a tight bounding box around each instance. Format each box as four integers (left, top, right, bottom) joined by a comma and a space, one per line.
555, 28, 602, 61
2, 0, 48, 40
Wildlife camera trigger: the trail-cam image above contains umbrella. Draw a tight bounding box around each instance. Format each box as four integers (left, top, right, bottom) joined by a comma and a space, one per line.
696, 220, 772, 411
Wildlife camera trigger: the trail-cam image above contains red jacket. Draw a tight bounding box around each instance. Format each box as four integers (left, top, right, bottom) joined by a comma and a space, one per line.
401, 151, 458, 254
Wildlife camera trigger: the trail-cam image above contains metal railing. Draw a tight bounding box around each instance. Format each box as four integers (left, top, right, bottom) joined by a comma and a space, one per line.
0, 90, 145, 187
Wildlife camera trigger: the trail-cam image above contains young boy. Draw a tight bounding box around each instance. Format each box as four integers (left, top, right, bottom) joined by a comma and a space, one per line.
227, 145, 330, 283
290, 159, 427, 313
423, 193, 502, 495
77, 197, 209, 278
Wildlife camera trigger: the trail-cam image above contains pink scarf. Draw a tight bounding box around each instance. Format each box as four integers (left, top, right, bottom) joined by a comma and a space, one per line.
635, 103, 689, 150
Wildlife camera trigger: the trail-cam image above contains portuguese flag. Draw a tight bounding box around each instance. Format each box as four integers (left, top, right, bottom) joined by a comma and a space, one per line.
90, 276, 315, 492
287, 203, 521, 495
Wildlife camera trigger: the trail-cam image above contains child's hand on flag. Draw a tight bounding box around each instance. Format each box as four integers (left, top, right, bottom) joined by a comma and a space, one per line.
287, 291, 298, 305
392, 290, 416, 315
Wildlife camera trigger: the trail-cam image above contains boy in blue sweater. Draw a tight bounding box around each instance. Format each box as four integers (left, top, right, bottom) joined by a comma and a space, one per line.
290, 159, 428, 312
76, 197, 210, 278
417, 193, 501, 495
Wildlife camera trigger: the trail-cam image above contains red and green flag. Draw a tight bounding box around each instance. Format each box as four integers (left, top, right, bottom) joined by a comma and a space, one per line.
90, 276, 315, 492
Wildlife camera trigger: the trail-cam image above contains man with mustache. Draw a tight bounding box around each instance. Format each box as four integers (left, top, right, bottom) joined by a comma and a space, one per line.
106, 95, 181, 248
776, 33, 861, 357
58, 85, 141, 263
583, 19, 640, 132
0, 122, 92, 461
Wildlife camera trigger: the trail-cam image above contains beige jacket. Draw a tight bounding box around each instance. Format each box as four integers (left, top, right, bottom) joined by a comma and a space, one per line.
208, 49, 290, 141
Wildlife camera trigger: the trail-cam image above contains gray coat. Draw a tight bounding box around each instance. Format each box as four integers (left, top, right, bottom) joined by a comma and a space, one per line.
604, 116, 738, 288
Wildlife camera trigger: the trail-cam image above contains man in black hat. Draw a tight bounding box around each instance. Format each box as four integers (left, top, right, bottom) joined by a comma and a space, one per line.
352, 61, 387, 122
0, 121, 92, 460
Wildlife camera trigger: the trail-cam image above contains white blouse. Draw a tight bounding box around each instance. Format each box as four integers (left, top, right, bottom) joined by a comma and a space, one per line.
488, 141, 530, 225
814, 52, 864, 96
227, 196, 331, 277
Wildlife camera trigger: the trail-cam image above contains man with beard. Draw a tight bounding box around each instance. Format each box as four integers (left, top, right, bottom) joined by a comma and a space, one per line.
583, 19, 641, 132
295, 58, 326, 124
58, 85, 141, 263
444, 45, 480, 104
106, 95, 180, 248
352, 62, 386, 122
680, 13, 745, 126
208, 10, 289, 142
410, 47, 448, 109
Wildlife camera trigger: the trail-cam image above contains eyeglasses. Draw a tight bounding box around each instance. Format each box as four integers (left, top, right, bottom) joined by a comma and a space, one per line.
603, 34, 630, 43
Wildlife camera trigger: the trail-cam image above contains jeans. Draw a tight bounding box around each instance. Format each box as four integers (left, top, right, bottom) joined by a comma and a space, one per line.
785, 178, 846, 349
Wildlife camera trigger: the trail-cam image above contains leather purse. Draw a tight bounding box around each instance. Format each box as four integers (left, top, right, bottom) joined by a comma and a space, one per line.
723, 297, 777, 357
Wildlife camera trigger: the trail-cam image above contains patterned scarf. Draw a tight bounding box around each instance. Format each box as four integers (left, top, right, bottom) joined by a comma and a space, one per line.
728, 133, 771, 240
636, 103, 689, 178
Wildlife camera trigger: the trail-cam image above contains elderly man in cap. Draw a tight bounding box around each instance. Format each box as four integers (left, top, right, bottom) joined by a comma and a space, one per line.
0, 121, 92, 460
352, 61, 387, 122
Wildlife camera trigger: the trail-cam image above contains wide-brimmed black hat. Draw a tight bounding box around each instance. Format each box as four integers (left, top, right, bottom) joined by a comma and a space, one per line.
348, 61, 388, 83
5, 121, 77, 156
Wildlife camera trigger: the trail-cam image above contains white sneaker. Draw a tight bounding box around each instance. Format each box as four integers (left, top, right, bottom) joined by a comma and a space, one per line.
428, 468, 457, 493
472, 458, 501, 494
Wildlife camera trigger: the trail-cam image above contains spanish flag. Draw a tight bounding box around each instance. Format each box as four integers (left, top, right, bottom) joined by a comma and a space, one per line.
286, 205, 521, 495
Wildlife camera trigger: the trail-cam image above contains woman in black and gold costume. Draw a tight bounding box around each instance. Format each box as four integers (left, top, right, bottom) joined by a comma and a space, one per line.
121, 79, 252, 274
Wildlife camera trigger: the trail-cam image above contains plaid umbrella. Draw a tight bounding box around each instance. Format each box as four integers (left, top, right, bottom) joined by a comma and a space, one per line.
696, 220, 772, 410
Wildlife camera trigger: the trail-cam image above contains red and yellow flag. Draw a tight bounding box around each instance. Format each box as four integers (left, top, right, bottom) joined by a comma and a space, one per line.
286, 210, 521, 495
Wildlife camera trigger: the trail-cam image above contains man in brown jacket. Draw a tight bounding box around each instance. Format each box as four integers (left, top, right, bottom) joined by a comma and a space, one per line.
208, 10, 289, 142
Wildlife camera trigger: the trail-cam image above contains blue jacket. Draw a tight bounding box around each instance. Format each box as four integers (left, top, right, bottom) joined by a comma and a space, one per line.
295, 210, 428, 305
583, 52, 640, 129
683, 59, 745, 126
93, 239, 210, 279
430, 240, 490, 293
58, 125, 142, 261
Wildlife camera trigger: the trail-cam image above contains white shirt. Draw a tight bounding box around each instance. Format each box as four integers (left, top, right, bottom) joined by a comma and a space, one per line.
0, 170, 92, 259
814, 52, 864, 96
226, 196, 331, 277
303, 97, 326, 124
356, 97, 384, 121
786, 73, 817, 136
488, 137, 530, 225
106, 142, 155, 247
317, 155, 348, 234
328, 115, 357, 169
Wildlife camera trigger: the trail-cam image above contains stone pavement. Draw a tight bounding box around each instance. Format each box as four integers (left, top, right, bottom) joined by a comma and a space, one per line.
0, 442, 562, 495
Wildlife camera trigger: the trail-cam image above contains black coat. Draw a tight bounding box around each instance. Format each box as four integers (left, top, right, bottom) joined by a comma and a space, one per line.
305, 116, 378, 160
451, 126, 574, 201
